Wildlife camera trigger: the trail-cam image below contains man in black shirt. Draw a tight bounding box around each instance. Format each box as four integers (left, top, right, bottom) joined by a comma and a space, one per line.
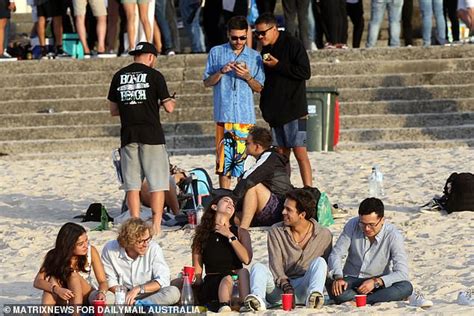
254, 13, 313, 188
107, 42, 176, 235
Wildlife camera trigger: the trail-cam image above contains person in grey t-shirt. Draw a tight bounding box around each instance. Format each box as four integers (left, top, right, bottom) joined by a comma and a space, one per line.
327, 198, 413, 305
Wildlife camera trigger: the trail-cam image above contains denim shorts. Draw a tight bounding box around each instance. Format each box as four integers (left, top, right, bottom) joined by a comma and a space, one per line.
121, 143, 169, 192
271, 117, 308, 148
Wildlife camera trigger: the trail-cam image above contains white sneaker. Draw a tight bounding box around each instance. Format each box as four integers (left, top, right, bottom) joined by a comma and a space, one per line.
408, 290, 433, 308
243, 294, 266, 311
217, 304, 232, 313
306, 291, 324, 309
457, 289, 474, 306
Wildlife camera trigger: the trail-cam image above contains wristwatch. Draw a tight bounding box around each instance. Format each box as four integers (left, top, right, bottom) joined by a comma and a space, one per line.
139, 285, 145, 294
229, 235, 237, 243
373, 278, 382, 289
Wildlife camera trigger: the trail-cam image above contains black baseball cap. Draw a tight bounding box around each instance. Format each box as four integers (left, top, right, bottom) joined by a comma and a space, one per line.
129, 42, 159, 56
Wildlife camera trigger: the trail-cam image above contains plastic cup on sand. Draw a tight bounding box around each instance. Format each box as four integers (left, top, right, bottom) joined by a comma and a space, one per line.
355, 294, 367, 307
281, 293, 293, 311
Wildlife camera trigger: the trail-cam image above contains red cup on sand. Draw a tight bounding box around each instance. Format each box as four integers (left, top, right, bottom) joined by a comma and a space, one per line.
281, 293, 293, 311
355, 294, 367, 307
93, 299, 106, 316
183, 266, 195, 283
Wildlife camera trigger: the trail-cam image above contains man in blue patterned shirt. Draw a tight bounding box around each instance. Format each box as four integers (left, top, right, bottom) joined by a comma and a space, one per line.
203, 15, 265, 189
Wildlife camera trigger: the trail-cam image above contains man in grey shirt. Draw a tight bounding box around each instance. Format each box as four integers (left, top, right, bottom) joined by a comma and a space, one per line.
328, 198, 413, 305
101, 218, 180, 305
243, 189, 333, 311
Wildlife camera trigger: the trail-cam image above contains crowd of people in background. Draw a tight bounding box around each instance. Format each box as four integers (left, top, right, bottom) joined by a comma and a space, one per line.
1, 0, 474, 60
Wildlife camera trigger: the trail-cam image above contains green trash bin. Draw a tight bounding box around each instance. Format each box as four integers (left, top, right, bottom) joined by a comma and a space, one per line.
306, 87, 339, 152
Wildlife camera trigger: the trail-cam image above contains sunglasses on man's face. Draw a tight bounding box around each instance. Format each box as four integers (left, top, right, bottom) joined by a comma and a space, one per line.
255, 25, 274, 37
230, 35, 247, 41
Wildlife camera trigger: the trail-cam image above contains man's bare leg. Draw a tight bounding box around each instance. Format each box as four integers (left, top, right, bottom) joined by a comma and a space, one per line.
150, 191, 165, 235
219, 174, 231, 189
239, 183, 271, 229
293, 146, 313, 187
127, 190, 141, 218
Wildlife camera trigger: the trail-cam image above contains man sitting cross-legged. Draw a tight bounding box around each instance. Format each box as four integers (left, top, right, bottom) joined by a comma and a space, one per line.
243, 189, 333, 311
233, 126, 293, 229
327, 197, 413, 305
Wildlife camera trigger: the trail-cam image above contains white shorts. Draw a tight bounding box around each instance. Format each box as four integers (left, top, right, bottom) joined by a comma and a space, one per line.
458, 0, 474, 10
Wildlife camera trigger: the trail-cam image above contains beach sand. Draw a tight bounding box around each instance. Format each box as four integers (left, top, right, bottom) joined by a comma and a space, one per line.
0, 147, 473, 314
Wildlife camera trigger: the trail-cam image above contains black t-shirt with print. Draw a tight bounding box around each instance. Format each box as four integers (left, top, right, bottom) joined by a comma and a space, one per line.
108, 62, 171, 147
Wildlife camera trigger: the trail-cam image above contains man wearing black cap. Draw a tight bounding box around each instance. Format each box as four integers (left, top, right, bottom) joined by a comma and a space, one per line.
107, 41, 176, 235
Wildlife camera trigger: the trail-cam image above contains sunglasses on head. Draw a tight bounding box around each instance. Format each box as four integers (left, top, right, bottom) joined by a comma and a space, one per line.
255, 25, 274, 37
230, 35, 247, 41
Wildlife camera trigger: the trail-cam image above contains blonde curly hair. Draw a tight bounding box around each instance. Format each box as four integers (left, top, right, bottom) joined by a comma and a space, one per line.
117, 218, 153, 248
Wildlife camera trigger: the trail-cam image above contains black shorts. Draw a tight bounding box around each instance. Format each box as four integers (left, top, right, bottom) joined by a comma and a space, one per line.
37, 0, 66, 18
0, 0, 11, 19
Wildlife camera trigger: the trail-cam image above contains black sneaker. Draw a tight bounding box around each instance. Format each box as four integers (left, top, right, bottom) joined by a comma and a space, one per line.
55, 46, 71, 58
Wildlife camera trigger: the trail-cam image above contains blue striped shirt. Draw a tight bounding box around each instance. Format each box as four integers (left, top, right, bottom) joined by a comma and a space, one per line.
204, 43, 265, 124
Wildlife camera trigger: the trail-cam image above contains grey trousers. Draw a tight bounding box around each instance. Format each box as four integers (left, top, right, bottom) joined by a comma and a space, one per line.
136, 286, 181, 305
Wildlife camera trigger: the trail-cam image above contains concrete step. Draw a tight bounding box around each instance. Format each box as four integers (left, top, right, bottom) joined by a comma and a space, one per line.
340, 98, 474, 115
337, 138, 474, 151
1, 45, 473, 76
339, 124, 474, 142
309, 71, 474, 89
340, 112, 474, 129
338, 84, 474, 102
0, 136, 214, 156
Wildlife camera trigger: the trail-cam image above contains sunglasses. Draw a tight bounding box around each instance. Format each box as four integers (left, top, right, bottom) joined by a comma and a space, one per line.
230, 35, 247, 41
255, 26, 274, 37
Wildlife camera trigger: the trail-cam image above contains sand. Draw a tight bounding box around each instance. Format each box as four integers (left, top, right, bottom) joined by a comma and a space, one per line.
0, 147, 473, 314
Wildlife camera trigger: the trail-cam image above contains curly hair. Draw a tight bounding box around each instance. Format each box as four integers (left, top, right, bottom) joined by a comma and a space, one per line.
191, 194, 233, 254
117, 218, 152, 249
40, 222, 88, 287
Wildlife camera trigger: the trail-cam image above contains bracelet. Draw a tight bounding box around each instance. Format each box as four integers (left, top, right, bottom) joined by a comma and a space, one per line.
246, 76, 253, 82
219, 67, 225, 74
51, 284, 57, 294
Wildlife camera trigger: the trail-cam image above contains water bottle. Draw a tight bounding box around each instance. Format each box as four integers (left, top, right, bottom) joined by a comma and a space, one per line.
180, 273, 194, 306
101, 205, 109, 230
115, 274, 127, 305
230, 274, 240, 311
368, 165, 384, 198
195, 195, 204, 225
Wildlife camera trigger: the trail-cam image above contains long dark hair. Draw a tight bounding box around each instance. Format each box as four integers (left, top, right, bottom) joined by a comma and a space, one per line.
40, 222, 88, 287
191, 194, 232, 254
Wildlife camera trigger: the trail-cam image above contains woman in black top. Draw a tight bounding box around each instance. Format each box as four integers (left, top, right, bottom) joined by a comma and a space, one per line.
191, 193, 253, 312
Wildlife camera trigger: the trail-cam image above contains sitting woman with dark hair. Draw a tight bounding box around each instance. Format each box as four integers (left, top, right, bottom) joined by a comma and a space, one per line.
191, 194, 253, 312
33, 222, 111, 306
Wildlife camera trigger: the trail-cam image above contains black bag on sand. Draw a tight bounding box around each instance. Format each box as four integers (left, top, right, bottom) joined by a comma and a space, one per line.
444, 172, 474, 214
74, 203, 114, 222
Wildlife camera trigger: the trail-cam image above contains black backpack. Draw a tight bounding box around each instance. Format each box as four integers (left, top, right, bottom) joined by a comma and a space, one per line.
443, 173, 474, 213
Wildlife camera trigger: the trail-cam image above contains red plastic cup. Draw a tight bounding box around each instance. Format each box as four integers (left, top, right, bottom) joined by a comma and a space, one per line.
93, 299, 106, 316
183, 266, 195, 283
281, 293, 293, 311
355, 294, 367, 307
187, 212, 196, 226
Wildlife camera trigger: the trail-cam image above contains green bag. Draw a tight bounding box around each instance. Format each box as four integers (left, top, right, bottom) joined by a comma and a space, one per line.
317, 192, 334, 227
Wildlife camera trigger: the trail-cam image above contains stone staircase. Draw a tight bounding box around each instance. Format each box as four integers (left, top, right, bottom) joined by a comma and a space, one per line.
0, 45, 473, 157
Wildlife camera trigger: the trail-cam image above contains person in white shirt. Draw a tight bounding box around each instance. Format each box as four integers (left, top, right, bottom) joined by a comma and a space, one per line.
101, 218, 180, 305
